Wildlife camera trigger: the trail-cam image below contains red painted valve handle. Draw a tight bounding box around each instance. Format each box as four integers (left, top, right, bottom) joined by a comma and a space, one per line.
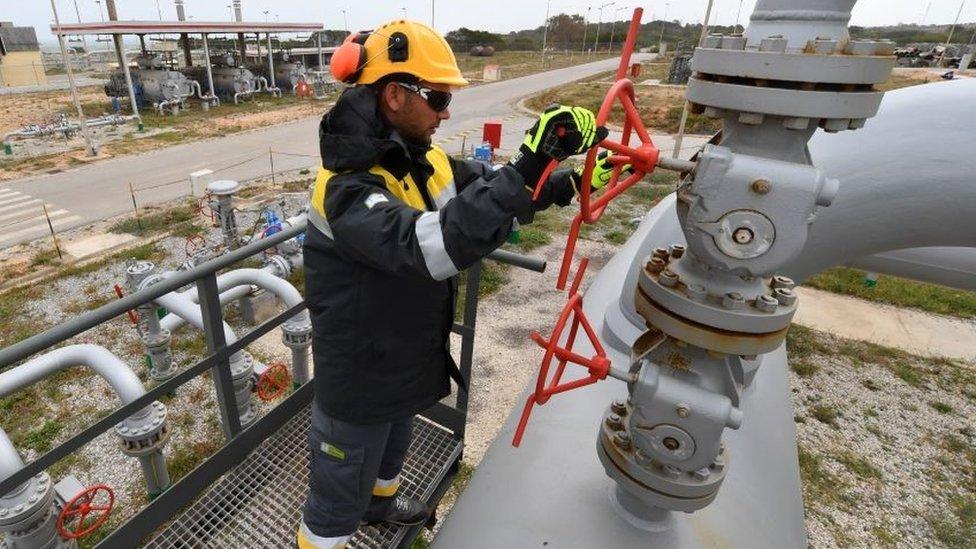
256, 361, 291, 401
512, 259, 612, 447
195, 192, 215, 225
113, 284, 140, 326
184, 234, 207, 259
57, 484, 115, 540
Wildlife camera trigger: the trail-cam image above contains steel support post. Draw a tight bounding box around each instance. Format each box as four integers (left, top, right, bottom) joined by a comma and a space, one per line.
267, 34, 277, 89
196, 274, 243, 440
202, 34, 217, 102
115, 34, 142, 127
454, 262, 482, 418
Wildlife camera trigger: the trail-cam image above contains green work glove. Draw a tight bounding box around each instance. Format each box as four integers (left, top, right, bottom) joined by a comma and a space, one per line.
509, 104, 608, 186
571, 150, 635, 193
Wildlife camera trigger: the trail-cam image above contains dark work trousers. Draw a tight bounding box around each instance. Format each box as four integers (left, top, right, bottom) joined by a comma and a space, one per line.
303, 401, 413, 537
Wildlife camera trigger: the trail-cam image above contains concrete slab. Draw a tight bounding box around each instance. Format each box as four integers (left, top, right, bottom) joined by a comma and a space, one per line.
62, 232, 137, 259
793, 286, 976, 364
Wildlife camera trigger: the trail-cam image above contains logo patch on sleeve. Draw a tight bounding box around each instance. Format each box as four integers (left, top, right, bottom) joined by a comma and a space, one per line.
364, 193, 389, 209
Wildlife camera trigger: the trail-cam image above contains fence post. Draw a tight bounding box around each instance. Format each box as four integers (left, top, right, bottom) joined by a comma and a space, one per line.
269, 146, 276, 187
41, 203, 63, 260
454, 261, 483, 419
196, 273, 244, 440
128, 182, 144, 234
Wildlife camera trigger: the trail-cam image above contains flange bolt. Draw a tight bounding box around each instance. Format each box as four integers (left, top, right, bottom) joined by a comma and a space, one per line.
692, 467, 711, 481
675, 404, 691, 418
613, 431, 632, 451
668, 244, 685, 259
647, 256, 666, 274
610, 399, 628, 416
774, 287, 797, 306
606, 413, 623, 430
755, 294, 779, 313
686, 284, 707, 301
771, 275, 795, 289
652, 247, 670, 261
659, 270, 679, 288
751, 179, 771, 194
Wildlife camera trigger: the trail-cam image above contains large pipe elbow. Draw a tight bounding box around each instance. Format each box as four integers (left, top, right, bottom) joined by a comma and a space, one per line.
784, 79, 976, 282
0, 344, 145, 405
0, 428, 24, 485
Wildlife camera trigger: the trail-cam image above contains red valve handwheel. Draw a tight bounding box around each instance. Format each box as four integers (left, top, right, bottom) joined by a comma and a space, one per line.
256, 361, 291, 401
113, 284, 140, 326
512, 259, 612, 447
56, 484, 114, 540
195, 193, 216, 225
184, 234, 207, 259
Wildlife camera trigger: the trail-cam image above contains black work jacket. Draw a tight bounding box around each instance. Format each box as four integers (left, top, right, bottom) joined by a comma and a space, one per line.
304, 86, 574, 424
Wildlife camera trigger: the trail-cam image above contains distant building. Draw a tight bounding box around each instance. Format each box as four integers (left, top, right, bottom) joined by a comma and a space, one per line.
0, 21, 48, 87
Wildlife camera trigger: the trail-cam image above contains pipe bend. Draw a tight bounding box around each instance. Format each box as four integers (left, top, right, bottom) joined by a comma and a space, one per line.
0, 427, 25, 485
0, 344, 145, 405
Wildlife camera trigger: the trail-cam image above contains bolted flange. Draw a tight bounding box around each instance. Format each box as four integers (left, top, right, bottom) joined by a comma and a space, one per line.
116, 401, 170, 458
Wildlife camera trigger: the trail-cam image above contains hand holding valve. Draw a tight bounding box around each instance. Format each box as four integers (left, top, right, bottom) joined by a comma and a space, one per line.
508, 104, 608, 191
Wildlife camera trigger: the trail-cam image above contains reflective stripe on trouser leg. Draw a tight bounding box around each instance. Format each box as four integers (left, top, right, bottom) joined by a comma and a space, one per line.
415, 211, 459, 281
297, 521, 349, 549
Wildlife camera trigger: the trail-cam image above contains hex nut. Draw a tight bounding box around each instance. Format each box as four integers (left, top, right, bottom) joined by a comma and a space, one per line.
635, 449, 654, 468
771, 275, 795, 289
782, 116, 810, 130
774, 287, 798, 306
685, 284, 707, 301
822, 118, 850, 133
610, 399, 627, 415
662, 464, 682, 478
738, 112, 764, 125
759, 36, 788, 52
751, 179, 771, 194
613, 431, 632, 451
722, 292, 745, 310
755, 294, 779, 313
692, 467, 711, 481
702, 106, 724, 119
675, 405, 690, 418
668, 244, 686, 258
658, 270, 679, 288
606, 413, 623, 430
647, 256, 667, 273
652, 247, 670, 261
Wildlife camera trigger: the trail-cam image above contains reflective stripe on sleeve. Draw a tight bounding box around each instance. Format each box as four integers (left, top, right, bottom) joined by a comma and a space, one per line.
307, 205, 334, 239
415, 211, 459, 280
431, 180, 457, 209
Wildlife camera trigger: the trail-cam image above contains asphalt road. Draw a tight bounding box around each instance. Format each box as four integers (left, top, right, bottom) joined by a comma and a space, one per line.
0, 55, 647, 251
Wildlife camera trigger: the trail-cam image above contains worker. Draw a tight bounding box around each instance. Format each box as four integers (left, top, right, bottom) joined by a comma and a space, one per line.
298, 19, 612, 549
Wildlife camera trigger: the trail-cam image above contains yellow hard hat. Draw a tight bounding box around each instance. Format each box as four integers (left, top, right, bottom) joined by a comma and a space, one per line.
334, 20, 468, 87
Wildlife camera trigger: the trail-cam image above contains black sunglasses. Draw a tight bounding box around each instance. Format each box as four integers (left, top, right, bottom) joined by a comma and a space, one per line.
396, 81, 452, 112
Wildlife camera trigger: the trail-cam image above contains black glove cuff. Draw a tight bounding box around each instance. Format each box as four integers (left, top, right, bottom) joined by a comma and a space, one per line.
508, 144, 551, 188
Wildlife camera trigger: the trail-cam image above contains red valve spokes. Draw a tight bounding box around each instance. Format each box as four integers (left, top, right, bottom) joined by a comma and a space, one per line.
184, 234, 206, 258
256, 361, 291, 401
57, 484, 114, 540
513, 260, 612, 447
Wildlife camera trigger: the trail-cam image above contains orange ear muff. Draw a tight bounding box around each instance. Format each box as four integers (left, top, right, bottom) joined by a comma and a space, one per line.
331, 42, 366, 83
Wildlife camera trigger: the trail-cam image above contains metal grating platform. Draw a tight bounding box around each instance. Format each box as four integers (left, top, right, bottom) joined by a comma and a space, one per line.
145, 405, 462, 548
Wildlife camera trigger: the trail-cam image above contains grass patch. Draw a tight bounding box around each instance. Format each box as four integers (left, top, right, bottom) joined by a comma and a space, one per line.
797, 444, 856, 510
835, 450, 883, 481
893, 362, 926, 387
512, 226, 551, 252
19, 420, 63, 453
806, 266, 976, 319
930, 401, 955, 414
810, 404, 841, 427
108, 204, 196, 236
790, 358, 820, 378
168, 438, 223, 482
929, 495, 976, 549
31, 247, 62, 267
871, 524, 900, 547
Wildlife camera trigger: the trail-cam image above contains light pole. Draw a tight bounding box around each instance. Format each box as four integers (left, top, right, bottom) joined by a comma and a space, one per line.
431, 0, 435, 27
734, 0, 744, 31
341, 9, 349, 32
658, 2, 670, 52
594, 1, 614, 54
51, 0, 96, 156
609, 6, 627, 53
155, 0, 163, 21
71, 0, 88, 52
581, 7, 591, 54
938, 0, 966, 66
541, 0, 552, 67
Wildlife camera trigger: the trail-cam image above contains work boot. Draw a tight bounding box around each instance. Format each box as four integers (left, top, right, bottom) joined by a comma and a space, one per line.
362, 494, 432, 526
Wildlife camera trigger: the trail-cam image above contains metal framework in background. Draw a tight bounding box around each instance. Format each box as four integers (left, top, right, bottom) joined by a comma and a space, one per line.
0, 220, 545, 548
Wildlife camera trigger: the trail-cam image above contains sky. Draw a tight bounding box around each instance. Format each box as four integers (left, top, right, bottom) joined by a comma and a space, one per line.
7, 0, 975, 44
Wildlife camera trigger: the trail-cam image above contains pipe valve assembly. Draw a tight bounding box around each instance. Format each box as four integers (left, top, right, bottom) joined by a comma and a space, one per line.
515, 1, 896, 523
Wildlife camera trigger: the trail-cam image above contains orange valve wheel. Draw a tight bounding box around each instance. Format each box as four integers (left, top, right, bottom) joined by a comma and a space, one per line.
184, 234, 207, 259
56, 484, 115, 540
512, 259, 613, 447
256, 361, 291, 401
